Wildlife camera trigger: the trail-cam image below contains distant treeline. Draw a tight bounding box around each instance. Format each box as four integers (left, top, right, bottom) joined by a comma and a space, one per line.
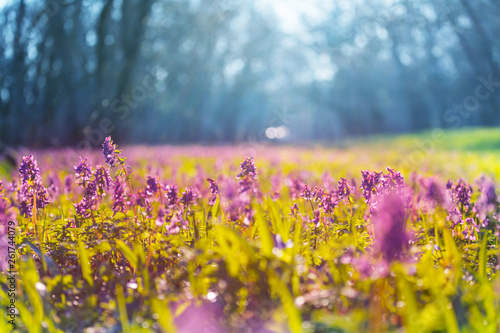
0, 0, 499, 147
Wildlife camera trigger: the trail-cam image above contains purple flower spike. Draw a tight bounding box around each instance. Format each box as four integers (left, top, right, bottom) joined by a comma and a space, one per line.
206, 178, 220, 206
312, 208, 321, 228
102, 136, 118, 168
19, 201, 32, 218
156, 208, 166, 227
320, 192, 337, 214
337, 177, 353, 201
475, 177, 497, 222
112, 177, 127, 214
361, 170, 383, 202
312, 186, 325, 203
381, 167, 405, 191
371, 190, 410, 261
164, 185, 179, 207
18, 155, 50, 217
301, 184, 313, 201
146, 177, 159, 197
420, 177, 449, 209
74, 157, 92, 184
36, 186, 50, 209
454, 182, 472, 213
94, 165, 113, 197
19, 155, 41, 183
236, 157, 257, 180
180, 187, 197, 207
64, 175, 72, 194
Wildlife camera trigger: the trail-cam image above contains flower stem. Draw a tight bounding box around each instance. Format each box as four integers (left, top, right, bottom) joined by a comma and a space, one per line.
33, 187, 38, 242
120, 162, 137, 226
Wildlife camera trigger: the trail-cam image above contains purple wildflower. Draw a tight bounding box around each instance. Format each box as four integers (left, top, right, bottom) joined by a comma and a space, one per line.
474, 177, 497, 222
419, 177, 450, 209
351, 255, 374, 279
320, 192, 337, 214
301, 185, 313, 201
19, 200, 32, 218
371, 190, 410, 261
18, 155, 41, 183
236, 157, 257, 180
134, 190, 147, 207
274, 234, 293, 249
361, 170, 383, 202
102, 136, 118, 168
381, 167, 405, 190
165, 212, 184, 235
146, 177, 159, 197
75, 197, 92, 218
337, 177, 353, 201
156, 208, 166, 227
7, 180, 16, 193
290, 203, 299, 217
238, 178, 253, 195
227, 199, 241, 222
144, 199, 153, 218
18, 155, 50, 217
206, 178, 220, 206
287, 177, 304, 200
446, 206, 463, 233
164, 185, 178, 207
312, 208, 321, 228
241, 203, 254, 225
36, 186, 50, 209
75, 176, 99, 218
74, 157, 92, 185
463, 218, 478, 241
454, 182, 472, 213
270, 175, 281, 200
63, 175, 72, 194
180, 187, 197, 207
134, 190, 153, 217
312, 186, 325, 203
94, 165, 113, 197
46, 173, 60, 200
112, 177, 127, 214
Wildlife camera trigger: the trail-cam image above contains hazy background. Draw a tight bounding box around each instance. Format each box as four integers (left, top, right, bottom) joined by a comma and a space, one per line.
0, 0, 499, 148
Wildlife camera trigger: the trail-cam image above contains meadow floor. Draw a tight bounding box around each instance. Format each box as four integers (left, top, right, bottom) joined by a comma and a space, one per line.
1, 128, 500, 332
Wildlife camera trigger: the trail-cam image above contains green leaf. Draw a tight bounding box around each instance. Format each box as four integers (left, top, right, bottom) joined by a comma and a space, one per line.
77, 240, 93, 287
442, 228, 462, 288
394, 264, 420, 333
17, 300, 42, 333
116, 284, 129, 332
211, 196, 221, 218
478, 230, 488, 280
255, 209, 273, 257
269, 274, 302, 333
151, 298, 176, 333
116, 239, 138, 271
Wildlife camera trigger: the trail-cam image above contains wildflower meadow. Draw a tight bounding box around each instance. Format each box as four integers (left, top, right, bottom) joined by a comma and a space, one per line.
1, 131, 500, 332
